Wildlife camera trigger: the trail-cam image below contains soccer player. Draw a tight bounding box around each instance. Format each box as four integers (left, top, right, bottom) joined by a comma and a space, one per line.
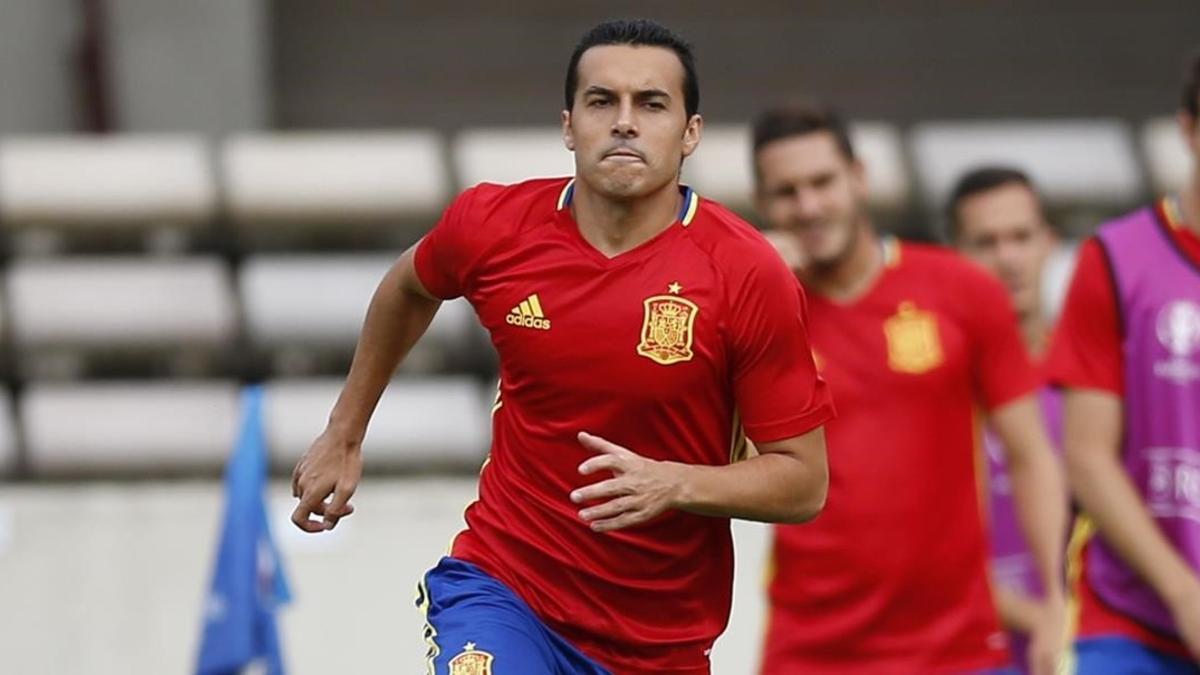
752, 105, 1067, 675
290, 19, 834, 675
949, 167, 1067, 673
1048, 53, 1200, 672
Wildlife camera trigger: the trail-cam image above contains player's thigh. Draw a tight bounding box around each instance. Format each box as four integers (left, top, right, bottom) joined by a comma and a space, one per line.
427, 619, 556, 675
416, 567, 557, 674
1072, 636, 1200, 675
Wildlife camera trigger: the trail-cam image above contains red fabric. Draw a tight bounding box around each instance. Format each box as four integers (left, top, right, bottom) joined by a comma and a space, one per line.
416, 178, 834, 674
1047, 199, 1200, 396
1049, 199, 1200, 657
762, 242, 1038, 674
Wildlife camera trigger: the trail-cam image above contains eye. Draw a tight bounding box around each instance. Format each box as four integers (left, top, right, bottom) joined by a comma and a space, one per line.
644, 101, 667, 110
587, 98, 611, 108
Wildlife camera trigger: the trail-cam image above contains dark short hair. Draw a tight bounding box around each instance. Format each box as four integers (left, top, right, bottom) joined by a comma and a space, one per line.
1182, 49, 1200, 117
564, 19, 700, 119
751, 104, 857, 166
945, 166, 1044, 239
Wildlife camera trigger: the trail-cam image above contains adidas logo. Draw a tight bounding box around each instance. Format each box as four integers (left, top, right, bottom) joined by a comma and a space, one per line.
506, 293, 551, 330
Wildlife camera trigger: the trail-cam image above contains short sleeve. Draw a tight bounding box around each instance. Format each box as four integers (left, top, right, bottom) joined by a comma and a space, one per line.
728, 251, 835, 443
1046, 239, 1123, 395
413, 186, 485, 300
962, 265, 1041, 410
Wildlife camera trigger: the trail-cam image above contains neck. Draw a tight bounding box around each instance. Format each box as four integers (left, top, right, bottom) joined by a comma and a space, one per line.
803, 221, 881, 301
1021, 310, 1050, 359
571, 179, 682, 258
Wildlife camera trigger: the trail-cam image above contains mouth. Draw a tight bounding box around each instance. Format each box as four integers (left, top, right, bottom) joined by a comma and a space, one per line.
603, 148, 645, 162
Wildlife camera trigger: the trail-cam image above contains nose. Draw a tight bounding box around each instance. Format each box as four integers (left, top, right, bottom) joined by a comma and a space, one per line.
611, 99, 637, 138
793, 189, 823, 220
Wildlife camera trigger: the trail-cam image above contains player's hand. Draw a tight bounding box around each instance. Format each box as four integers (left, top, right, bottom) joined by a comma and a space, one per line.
290, 428, 363, 533
571, 431, 685, 533
1167, 580, 1200, 660
1026, 597, 1066, 675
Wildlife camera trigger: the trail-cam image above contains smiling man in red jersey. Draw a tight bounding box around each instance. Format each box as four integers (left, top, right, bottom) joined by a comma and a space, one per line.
289, 19, 834, 675
752, 105, 1067, 675
1048, 52, 1200, 674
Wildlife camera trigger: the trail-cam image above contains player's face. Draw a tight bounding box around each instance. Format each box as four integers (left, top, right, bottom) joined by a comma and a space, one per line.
563, 45, 701, 201
955, 183, 1055, 318
754, 132, 868, 268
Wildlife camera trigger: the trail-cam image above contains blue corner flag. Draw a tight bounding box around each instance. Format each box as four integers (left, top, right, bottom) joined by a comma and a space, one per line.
197, 385, 292, 675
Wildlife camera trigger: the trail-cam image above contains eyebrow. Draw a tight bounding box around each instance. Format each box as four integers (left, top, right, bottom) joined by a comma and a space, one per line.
582, 85, 673, 101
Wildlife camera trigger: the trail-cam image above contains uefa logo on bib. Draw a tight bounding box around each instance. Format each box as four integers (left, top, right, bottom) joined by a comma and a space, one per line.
1154, 300, 1200, 384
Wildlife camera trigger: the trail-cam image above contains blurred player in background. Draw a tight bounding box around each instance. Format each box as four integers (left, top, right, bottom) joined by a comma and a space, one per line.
290, 18, 834, 675
1049, 52, 1200, 673
752, 104, 1066, 675
949, 167, 1068, 673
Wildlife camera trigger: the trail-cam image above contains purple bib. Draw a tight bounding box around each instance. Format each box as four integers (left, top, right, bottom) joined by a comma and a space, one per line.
1088, 202, 1200, 636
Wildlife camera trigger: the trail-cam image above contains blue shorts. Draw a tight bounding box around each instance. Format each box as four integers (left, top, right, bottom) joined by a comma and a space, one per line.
415, 557, 611, 675
1073, 636, 1200, 674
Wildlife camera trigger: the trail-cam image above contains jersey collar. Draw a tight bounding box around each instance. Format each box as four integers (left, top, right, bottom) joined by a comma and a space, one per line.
556, 179, 700, 226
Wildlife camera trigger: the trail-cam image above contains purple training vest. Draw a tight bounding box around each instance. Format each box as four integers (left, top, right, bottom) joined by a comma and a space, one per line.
984, 387, 1063, 673
1088, 201, 1200, 636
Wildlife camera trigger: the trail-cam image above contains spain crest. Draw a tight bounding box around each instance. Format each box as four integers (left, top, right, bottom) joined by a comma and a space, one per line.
637, 289, 699, 366
449, 642, 494, 675
883, 301, 943, 374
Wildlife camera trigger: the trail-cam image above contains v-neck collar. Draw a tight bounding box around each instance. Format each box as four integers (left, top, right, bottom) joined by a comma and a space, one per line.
554, 179, 700, 267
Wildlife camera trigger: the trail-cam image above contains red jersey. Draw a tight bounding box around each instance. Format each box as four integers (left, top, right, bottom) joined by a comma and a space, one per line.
763, 239, 1039, 674
1048, 197, 1200, 658
414, 178, 834, 674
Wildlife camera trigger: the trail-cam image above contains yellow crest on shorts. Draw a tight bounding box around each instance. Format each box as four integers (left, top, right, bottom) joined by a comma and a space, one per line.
883, 301, 943, 374
449, 643, 494, 675
637, 285, 699, 365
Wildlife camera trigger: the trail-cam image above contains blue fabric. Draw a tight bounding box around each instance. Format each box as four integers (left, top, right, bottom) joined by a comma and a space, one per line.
196, 385, 291, 675
417, 557, 610, 675
1074, 636, 1200, 675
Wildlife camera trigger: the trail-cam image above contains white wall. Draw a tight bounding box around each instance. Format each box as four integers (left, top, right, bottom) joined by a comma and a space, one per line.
0, 479, 772, 674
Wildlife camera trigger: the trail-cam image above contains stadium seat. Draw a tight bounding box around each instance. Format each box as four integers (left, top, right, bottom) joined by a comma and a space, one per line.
682, 123, 911, 212
221, 131, 448, 226
8, 256, 237, 376
0, 135, 215, 246
453, 127, 575, 188
1141, 116, 1192, 195
22, 381, 240, 474
263, 377, 491, 471
239, 254, 484, 373
910, 120, 1143, 209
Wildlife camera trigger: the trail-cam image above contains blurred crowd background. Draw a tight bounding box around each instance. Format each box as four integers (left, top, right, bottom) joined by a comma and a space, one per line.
0, 1, 1196, 673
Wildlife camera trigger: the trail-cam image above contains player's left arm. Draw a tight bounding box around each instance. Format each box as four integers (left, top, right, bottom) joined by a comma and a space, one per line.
573, 240, 834, 531
970, 270, 1068, 675
990, 398, 1068, 604
572, 428, 827, 532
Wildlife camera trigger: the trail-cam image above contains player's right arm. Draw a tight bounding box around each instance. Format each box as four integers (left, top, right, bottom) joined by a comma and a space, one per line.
1051, 240, 1200, 657
290, 246, 442, 532
292, 185, 493, 533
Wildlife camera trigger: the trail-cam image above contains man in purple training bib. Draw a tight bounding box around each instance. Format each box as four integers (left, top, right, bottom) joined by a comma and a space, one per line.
949, 166, 1069, 673
1048, 51, 1200, 673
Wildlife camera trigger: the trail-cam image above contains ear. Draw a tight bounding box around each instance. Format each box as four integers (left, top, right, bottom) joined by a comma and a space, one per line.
1178, 110, 1199, 150
849, 157, 869, 197
681, 114, 703, 159
562, 109, 575, 152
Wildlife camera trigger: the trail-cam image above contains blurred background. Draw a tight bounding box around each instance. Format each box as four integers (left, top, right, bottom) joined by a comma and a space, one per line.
0, 1, 1197, 673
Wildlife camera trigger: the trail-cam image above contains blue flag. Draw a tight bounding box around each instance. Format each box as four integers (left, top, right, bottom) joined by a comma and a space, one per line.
197, 385, 292, 675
